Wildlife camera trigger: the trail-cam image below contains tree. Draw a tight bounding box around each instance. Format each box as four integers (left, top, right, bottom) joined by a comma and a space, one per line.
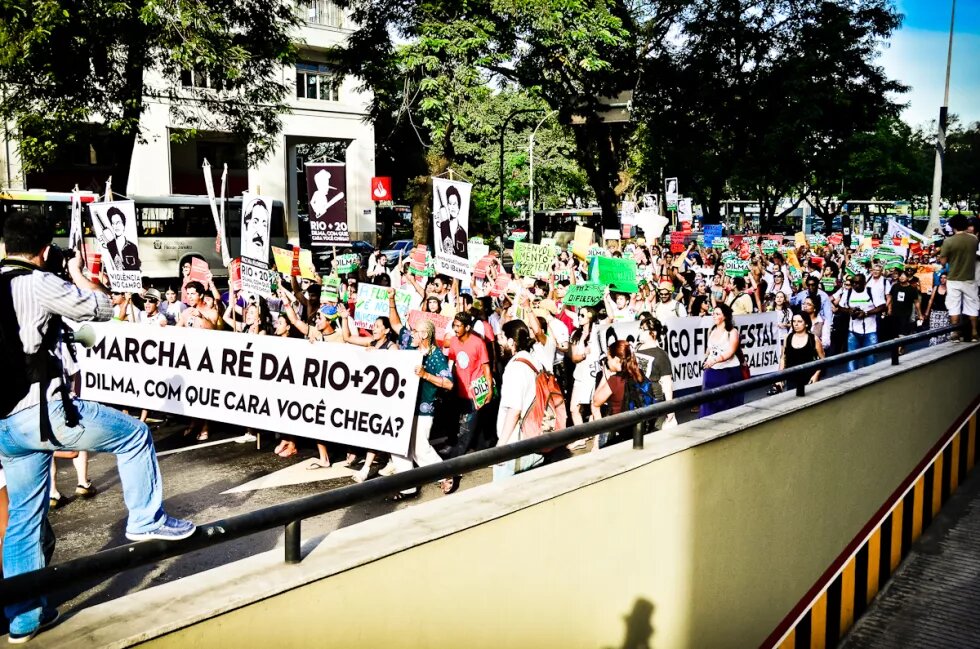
0, 1, 298, 193
633, 0, 904, 230
336, 0, 652, 231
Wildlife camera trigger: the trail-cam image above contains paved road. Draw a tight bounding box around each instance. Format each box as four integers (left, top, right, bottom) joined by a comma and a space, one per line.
39, 349, 865, 616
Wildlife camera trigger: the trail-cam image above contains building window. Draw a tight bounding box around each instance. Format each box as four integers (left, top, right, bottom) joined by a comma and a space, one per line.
297, 0, 345, 28
295, 62, 341, 101
180, 68, 231, 91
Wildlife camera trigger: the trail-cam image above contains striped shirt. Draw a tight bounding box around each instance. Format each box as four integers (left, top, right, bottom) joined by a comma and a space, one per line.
2, 266, 112, 415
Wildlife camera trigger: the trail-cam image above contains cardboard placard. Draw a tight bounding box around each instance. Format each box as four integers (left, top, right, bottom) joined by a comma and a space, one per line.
513, 241, 557, 277
407, 309, 451, 345
572, 225, 593, 261
353, 283, 392, 330
591, 256, 639, 293
563, 283, 605, 307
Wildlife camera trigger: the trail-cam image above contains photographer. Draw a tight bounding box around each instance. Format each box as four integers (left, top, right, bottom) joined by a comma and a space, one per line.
0, 211, 194, 643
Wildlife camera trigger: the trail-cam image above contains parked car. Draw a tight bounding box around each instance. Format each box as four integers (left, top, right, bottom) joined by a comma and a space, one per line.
380, 239, 415, 265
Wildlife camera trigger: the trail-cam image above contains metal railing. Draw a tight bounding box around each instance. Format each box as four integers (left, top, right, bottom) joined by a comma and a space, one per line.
0, 325, 963, 607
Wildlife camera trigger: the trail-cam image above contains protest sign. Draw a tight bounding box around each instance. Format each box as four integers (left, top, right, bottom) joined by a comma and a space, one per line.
240, 193, 274, 265
353, 283, 392, 330
712, 237, 730, 251
762, 240, 778, 254
665, 177, 678, 211
670, 231, 686, 254
821, 277, 837, 293
322, 276, 341, 302
336, 253, 360, 274
592, 256, 639, 293
539, 237, 557, 248
620, 201, 636, 225
272, 246, 318, 280
794, 231, 807, 248
432, 177, 472, 280
621, 224, 632, 239
306, 163, 349, 245
407, 310, 451, 345
634, 208, 669, 239
513, 242, 556, 277
704, 224, 723, 248
467, 240, 490, 270
723, 258, 750, 277
828, 233, 843, 246
394, 289, 419, 321
75, 323, 421, 455
677, 197, 693, 223
563, 283, 605, 307
180, 257, 211, 303
490, 273, 511, 298
594, 312, 780, 391
603, 229, 621, 241
229, 258, 242, 292
572, 225, 593, 260
240, 259, 275, 298
90, 200, 143, 292
474, 256, 494, 279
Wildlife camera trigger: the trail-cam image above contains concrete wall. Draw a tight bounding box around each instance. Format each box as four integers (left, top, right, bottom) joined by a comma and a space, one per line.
43, 344, 980, 649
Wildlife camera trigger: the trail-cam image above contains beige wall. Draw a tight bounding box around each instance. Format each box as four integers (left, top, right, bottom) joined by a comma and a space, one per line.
54, 346, 980, 649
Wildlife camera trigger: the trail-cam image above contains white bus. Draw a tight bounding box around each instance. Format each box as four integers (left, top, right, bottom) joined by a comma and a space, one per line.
1, 190, 291, 280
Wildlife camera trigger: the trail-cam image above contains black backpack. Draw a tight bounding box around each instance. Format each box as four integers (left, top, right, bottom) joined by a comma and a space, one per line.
0, 267, 35, 417
1, 264, 70, 440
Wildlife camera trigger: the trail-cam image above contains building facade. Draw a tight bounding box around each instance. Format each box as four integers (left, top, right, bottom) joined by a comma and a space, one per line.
1, 0, 376, 243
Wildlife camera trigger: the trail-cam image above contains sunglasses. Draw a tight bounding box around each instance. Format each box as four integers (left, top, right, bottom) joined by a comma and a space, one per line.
145, 297, 158, 303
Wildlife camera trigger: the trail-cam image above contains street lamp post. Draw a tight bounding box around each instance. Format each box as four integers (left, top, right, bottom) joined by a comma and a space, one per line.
528, 110, 557, 243
499, 108, 544, 243
926, 0, 956, 238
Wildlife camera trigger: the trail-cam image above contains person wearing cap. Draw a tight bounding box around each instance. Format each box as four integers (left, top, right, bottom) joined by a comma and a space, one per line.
136, 288, 168, 327
653, 283, 686, 322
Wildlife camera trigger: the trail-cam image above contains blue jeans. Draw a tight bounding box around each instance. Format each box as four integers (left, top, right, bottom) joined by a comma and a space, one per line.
448, 399, 480, 459
0, 399, 165, 635
847, 331, 879, 372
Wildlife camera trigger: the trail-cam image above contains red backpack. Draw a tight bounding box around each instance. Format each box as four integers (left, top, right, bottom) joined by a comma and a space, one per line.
513, 357, 567, 440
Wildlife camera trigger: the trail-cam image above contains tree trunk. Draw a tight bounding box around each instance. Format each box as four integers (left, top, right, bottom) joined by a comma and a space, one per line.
114, 17, 147, 195
571, 122, 623, 230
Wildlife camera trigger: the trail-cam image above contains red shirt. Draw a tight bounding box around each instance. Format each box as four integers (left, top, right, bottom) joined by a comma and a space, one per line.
447, 333, 490, 399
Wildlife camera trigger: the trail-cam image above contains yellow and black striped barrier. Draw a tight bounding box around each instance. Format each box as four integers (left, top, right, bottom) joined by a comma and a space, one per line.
766, 400, 979, 649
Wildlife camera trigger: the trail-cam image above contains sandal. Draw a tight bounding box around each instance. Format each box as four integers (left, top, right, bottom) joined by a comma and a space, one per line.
440, 475, 461, 495
196, 431, 209, 442
351, 469, 371, 483
389, 490, 420, 502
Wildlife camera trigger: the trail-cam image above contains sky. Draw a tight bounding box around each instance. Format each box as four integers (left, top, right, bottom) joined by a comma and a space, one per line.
881, 0, 980, 129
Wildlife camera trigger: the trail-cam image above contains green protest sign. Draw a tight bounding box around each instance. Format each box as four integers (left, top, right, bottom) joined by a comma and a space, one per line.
513, 241, 556, 277
845, 261, 866, 277
762, 240, 778, 254
884, 260, 905, 272
587, 244, 609, 258
723, 258, 750, 277
821, 277, 837, 293
563, 283, 605, 307
788, 265, 803, 284
336, 253, 360, 274
720, 250, 737, 262
712, 237, 729, 250
508, 231, 528, 242
592, 256, 639, 293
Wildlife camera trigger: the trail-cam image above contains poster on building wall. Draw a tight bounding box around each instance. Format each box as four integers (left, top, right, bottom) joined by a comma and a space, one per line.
431, 177, 472, 280
306, 162, 350, 246
89, 200, 142, 292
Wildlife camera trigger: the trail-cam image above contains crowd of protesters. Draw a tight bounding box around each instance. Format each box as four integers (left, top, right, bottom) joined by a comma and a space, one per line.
37, 213, 980, 507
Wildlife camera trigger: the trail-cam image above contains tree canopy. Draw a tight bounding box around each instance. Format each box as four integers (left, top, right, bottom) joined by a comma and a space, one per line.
0, 0, 298, 193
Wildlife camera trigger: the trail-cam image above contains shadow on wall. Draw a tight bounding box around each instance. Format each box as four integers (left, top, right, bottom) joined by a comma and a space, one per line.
604, 597, 655, 649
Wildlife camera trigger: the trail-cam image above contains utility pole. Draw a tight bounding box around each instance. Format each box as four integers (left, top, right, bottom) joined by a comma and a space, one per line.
926, 0, 956, 238
499, 108, 544, 244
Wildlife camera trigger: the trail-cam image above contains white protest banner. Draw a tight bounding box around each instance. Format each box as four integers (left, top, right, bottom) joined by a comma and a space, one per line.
432, 177, 472, 280
595, 312, 780, 391
621, 201, 636, 225
354, 283, 392, 330
75, 323, 421, 455
240, 193, 274, 266
89, 200, 142, 292
68, 191, 83, 252
240, 259, 275, 298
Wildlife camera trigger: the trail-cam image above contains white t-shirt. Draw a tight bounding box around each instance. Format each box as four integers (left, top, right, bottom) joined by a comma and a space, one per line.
532, 340, 555, 374
497, 351, 540, 443
137, 309, 168, 326
548, 317, 570, 366
866, 276, 891, 306
653, 299, 686, 321
840, 287, 880, 334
